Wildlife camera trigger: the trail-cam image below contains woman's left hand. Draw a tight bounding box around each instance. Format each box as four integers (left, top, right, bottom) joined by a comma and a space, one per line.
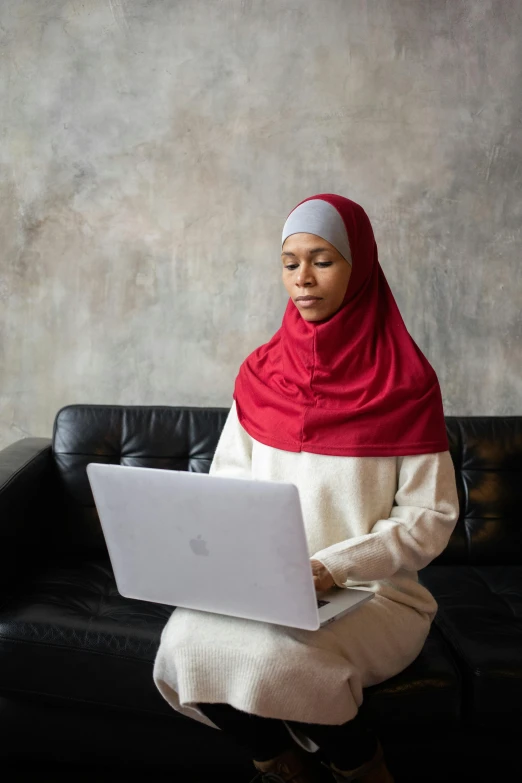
310, 559, 336, 592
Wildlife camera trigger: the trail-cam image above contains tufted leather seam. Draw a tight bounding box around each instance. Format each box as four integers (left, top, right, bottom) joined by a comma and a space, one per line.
53, 451, 215, 460
0, 617, 162, 653
433, 614, 471, 672
470, 566, 520, 620
52, 405, 230, 455
434, 613, 502, 682
0, 634, 158, 664
453, 420, 470, 562
54, 404, 231, 416
0, 684, 175, 718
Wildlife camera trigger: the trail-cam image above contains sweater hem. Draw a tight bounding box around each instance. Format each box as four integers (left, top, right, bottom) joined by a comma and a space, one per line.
171, 645, 360, 725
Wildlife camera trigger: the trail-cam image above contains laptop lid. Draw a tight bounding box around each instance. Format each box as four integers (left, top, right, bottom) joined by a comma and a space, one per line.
86, 463, 323, 630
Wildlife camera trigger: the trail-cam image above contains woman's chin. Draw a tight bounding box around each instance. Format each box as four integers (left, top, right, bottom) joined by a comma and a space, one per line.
297, 305, 335, 322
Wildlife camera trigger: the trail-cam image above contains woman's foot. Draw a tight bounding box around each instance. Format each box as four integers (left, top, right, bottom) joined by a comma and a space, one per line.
251, 745, 326, 783
323, 740, 395, 783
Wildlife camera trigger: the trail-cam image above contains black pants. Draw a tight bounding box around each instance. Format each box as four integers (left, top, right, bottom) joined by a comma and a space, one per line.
198, 701, 379, 769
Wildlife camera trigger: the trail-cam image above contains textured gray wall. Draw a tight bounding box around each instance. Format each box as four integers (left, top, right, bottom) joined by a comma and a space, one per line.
1, 0, 521, 450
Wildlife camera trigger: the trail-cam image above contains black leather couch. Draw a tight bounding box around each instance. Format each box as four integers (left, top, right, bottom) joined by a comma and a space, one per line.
1, 404, 520, 782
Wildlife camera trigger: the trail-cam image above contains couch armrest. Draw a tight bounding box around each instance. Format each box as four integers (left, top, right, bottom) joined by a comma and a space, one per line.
0, 438, 54, 588
0, 437, 53, 510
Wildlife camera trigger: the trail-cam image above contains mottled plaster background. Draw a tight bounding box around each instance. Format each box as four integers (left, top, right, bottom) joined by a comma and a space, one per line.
1, 0, 521, 449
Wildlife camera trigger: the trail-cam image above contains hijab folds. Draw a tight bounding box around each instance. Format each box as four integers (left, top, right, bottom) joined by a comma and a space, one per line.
232, 193, 449, 457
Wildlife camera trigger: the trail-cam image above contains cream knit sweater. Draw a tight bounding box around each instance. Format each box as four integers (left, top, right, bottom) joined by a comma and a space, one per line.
153, 400, 460, 729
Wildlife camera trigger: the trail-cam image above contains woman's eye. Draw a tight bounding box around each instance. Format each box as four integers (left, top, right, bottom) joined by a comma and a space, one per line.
284, 261, 332, 270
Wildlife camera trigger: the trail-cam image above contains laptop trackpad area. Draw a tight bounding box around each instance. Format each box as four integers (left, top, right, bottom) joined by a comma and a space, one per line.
316, 587, 374, 624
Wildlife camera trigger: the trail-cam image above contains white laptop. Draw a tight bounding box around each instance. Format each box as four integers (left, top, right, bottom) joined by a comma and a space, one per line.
85, 463, 374, 631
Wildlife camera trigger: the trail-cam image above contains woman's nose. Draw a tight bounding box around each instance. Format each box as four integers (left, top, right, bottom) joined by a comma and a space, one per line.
296, 266, 315, 286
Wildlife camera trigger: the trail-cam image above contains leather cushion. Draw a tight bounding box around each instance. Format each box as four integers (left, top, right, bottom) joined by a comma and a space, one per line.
0, 558, 461, 729
363, 620, 461, 733
419, 565, 522, 728
50, 405, 522, 566
0, 558, 174, 718
434, 416, 522, 566
52, 405, 229, 554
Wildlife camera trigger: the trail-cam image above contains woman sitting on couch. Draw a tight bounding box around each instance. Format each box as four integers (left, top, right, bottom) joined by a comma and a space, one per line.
153, 193, 460, 783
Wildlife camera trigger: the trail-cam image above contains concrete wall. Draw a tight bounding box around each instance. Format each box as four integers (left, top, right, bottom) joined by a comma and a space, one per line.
2, 0, 521, 449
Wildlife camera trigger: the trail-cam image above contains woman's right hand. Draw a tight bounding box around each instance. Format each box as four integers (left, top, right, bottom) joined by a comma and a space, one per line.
310, 559, 335, 592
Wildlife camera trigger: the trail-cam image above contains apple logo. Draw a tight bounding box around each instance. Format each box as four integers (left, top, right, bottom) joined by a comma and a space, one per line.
189, 534, 209, 556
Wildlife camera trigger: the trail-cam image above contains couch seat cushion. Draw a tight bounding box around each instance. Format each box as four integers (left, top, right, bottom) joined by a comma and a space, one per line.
0, 558, 176, 718
0, 558, 463, 732
362, 620, 461, 733
418, 565, 522, 729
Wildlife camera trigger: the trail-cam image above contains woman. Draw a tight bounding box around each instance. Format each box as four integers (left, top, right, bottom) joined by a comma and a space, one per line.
153, 193, 460, 783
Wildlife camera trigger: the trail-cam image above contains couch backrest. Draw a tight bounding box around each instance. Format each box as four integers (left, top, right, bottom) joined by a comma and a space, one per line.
52, 405, 522, 564
434, 415, 522, 566
52, 404, 229, 555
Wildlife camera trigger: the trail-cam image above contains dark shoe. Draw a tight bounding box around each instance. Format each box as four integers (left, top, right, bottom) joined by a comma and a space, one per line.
322, 740, 395, 783
250, 745, 325, 783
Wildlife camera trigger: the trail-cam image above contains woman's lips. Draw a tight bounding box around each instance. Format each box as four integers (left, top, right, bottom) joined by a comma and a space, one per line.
296, 297, 322, 308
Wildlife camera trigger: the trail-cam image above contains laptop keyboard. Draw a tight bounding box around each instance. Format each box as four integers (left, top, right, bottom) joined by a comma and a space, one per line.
317, 599, 330, 608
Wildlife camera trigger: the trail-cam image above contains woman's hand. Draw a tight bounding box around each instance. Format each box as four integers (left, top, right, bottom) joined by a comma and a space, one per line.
310, 559, 336, 592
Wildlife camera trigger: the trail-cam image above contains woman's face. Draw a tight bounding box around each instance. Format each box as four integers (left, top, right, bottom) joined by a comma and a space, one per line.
281, 232, 352, 322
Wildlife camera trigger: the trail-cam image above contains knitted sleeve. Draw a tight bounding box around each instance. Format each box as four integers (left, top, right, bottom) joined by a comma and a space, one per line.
208, 399, 253, 480
312, 450, 460, 587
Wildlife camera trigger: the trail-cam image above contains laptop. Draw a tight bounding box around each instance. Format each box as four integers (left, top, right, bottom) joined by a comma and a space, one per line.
85, 463, 374, 631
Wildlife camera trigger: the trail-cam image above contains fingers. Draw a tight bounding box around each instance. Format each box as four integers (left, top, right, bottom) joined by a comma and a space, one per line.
314, 574, 335, 592
312, 561, 335, 592
313, 576, 326, 592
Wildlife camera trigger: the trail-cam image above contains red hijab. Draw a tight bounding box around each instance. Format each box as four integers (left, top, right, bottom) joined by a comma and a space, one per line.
233, 193, 449, 456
